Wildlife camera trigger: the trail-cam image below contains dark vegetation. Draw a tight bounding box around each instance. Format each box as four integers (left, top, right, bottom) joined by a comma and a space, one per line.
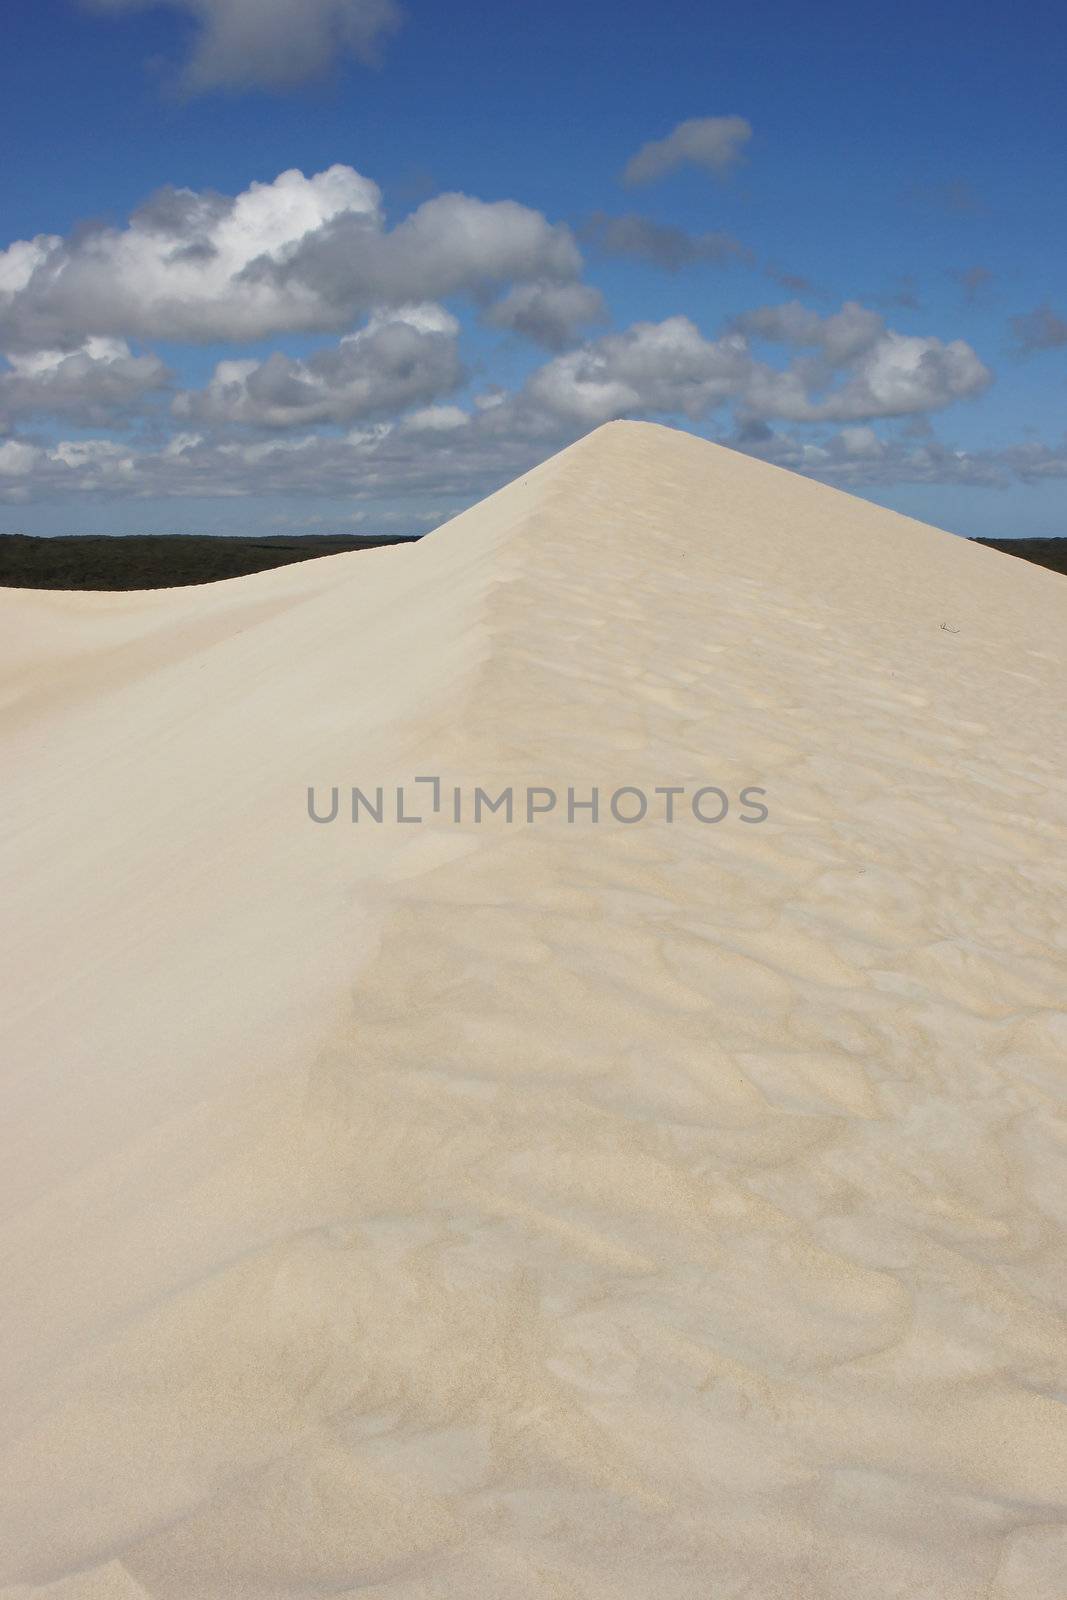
972, 536, 1067, 577
0, 531, 1063, 592
0, 533, 420, 591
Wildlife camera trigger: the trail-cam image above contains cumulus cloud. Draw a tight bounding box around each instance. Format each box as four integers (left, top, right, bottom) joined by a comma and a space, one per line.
581, 213, 752, 271
735, 300, 991, 421
728, 418, 1009, 488
623, 117, 751, 186
1, 298, 988, 491
3, 402, 1053, 517
0, 418, 549, 517
478, 301, 989, 434
520, 318, 752, 427
260, 191, 583, 324
0, 263, 1000, 516
1010, 303, 1067, 354
505, 306, 987, 434
174, 305, 463, 428
83, 0, 402, 91
482, 282, 607, 349
399, 404, 470, 434
996, 437, 1067, 479
735, 301, 886, 365
0, 337, 169, 427
0, 166, 584, 351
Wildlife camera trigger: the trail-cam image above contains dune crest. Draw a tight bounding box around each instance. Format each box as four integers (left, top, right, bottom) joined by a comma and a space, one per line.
2, 422, 1066, 1598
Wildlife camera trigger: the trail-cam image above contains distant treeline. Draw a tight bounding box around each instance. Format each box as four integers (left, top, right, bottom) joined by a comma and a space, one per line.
0, 530, 1064, 591
972, 536, 1067, 577
0, 533, 420, 591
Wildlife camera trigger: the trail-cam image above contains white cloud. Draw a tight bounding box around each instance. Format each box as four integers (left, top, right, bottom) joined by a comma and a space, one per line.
174, 305, 463, 428
0, 167, 584, 351
737, 301, 885, 366
0, 406, 1038, 516
0, 260, 1002, 518
623, 117, 752, 186
0, 418, 544, 514
400, 405, 469, 433
268, 191, 582, 313
997, 438, 1067, 479
728, 419, 1009, 487
0, 439, 42, 478
0, 166, 378, 349
837, 425, 884, 458
3, 398, 1057, 517
83, 0, 402, 91
508, 307, 987, 433
482, 282, 607, 349
0, 236, 61, 297
521, 317, 752, 427
839, 332, 990, 417
163, 297, 985, 451
0, 337, 170, 427
736, 301, 992, 421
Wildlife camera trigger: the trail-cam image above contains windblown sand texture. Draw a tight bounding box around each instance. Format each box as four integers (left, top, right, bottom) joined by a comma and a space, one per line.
2, 421, 1066, 1598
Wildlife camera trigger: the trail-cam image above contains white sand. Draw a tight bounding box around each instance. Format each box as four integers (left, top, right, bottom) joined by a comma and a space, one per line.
1, 420, 1066, 1598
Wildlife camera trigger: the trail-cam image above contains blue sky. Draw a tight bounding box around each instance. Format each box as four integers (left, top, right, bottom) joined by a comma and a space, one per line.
1, 0, 1065, 536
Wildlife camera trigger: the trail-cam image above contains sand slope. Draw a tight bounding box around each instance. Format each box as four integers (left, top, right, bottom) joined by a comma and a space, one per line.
1, 421, 1066, 1598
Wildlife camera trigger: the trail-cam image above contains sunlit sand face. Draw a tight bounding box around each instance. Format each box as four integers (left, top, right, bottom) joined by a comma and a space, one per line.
1, 422, 1066, 1599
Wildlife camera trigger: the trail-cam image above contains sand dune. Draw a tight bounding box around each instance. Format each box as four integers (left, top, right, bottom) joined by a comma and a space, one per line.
2, 421, 1066, 1598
